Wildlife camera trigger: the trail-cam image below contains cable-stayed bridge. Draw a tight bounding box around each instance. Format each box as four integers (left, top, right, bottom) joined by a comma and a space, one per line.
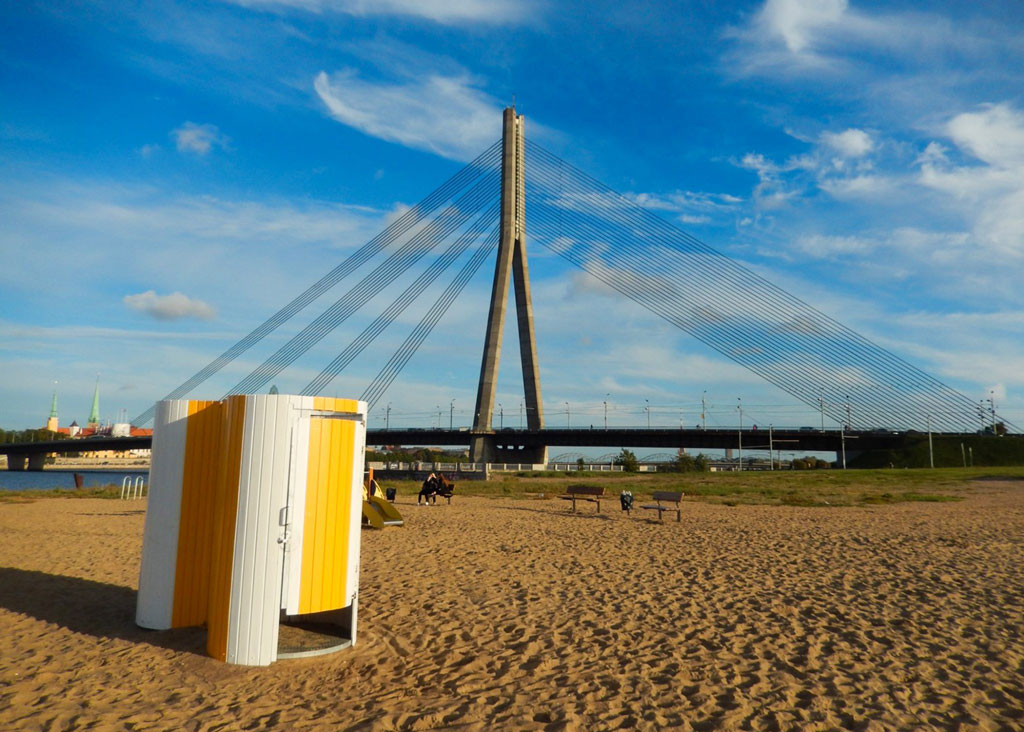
5, 108, 1013, 470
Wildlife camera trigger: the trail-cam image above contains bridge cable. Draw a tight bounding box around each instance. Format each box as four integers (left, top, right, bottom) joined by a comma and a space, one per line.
132, 140, 500, 424
528, 141, 983, 429
361, 223, 502, 411
301, 202, 500, 396
222, 172, 500, 397
525, 142, 991, 432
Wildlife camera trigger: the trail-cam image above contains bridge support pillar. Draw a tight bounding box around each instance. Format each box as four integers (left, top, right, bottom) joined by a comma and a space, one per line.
471, 107, 547, 465
6, 455, 28, 471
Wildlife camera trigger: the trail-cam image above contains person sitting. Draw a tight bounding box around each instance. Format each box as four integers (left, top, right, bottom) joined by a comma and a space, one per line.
435, 474, 455, 500
418, 472, 438, 505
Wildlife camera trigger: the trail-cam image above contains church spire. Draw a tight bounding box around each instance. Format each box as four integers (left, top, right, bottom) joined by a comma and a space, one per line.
88, 376, 100, 427
46, 382, 59, 432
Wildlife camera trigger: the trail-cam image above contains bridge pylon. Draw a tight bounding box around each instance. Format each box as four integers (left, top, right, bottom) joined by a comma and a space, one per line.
470, 107, 547, 464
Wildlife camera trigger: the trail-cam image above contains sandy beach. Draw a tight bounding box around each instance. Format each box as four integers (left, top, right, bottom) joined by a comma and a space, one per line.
1, 482, 1022, 731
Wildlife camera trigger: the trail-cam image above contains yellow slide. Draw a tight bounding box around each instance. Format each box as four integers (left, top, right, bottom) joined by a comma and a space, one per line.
362, 469, 404, 528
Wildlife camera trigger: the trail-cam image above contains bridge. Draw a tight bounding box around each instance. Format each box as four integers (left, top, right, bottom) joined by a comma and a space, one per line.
1, 427, 999, 472
5, 107, 1014, 470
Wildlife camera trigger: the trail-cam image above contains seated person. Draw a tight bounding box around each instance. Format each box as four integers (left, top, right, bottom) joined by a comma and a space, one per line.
435, 474, 455, 499
418, 472, 438, 505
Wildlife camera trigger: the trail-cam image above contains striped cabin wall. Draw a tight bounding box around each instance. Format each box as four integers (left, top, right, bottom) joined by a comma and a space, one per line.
138, 393, 367, 666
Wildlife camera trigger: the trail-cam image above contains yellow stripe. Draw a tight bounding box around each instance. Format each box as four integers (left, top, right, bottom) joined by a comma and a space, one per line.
171, 400, 221, 628
205, 394, 246, 661
300, 397, 358, 613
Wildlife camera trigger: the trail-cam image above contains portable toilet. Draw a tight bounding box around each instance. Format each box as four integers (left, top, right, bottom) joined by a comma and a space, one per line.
136, 394, 367, 666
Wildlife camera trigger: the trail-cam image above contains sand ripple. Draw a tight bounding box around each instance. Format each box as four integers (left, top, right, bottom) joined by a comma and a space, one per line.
1, 484, 1022, 730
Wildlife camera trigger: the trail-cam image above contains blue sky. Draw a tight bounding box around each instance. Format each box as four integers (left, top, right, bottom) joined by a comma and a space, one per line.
2, 0, 1023, 436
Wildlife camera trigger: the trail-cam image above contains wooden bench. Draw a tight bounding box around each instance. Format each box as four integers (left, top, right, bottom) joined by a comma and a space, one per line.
641, 491, 684, 522
559, 485, 605, 512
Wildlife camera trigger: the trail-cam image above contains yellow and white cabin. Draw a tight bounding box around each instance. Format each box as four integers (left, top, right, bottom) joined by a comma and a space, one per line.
136, 394, 366, 666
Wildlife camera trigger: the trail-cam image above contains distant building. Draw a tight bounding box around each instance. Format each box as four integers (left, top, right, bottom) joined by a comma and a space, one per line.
41, 382, 152, 458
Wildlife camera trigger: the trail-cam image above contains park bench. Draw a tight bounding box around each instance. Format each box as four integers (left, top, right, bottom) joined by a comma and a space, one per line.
641, 491, 684, 522
559, 485, 604, 512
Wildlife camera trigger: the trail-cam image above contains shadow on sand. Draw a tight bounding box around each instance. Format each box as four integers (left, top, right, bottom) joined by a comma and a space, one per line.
0, 567, 206, 656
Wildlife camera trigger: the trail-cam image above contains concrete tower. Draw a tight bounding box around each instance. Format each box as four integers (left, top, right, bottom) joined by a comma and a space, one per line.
87, 377, 100, 429
46, 386, 58, 432
470, 107, 546, 464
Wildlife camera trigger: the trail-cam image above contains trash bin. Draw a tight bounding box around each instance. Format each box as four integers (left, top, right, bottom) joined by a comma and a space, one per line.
620, 490, 633, 512
385, 487, 397, 502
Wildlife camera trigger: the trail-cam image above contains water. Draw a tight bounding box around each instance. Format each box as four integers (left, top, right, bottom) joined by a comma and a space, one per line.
0, 469, 149, 491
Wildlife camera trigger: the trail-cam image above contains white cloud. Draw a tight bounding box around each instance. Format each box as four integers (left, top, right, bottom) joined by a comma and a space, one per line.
225, 0, 533, 25
756, 0, 848, 53
124, 291, 217, 320
314, 70, 499, 161
946, 103, 1024, 169
821, 128, 873, 157
171, 122, 229, 156
918, 103, 1024, 257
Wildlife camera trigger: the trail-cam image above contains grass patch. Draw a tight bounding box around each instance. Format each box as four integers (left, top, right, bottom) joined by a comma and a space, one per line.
379, 466, 1023, 507
0, 485, 123, 502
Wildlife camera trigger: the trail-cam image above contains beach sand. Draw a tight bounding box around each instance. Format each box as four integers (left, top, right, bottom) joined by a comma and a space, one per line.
1, 483, 1022, 731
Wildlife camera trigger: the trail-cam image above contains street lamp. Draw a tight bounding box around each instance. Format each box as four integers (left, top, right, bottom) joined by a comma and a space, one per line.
645, 399, 650, 429
498, 402, 503, 430
604, 393, 609, 430
701, 390, 707, 431
436, 405, 441, 429
818, 390, 825, 432
386, 402, 391, 430
519, 399, 524, 428
565, 401, 570, 428
990, 390, 997, 433
449, 399, 455, 430
737, 397, 743, 471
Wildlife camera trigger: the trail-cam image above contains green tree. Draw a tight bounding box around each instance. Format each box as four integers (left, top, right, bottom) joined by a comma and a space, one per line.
615, 448, 639, 472
674, 453, 696, 472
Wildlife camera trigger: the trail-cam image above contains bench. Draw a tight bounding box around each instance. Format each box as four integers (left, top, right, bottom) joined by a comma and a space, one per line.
641, 491, 684, 522
559, 485, 604, 512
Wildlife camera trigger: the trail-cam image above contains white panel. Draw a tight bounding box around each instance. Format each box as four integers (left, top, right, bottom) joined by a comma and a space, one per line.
225, 394, 295, 666
344, 401, 368, 608
136, 400, 190, 629
283, 395, 313, 615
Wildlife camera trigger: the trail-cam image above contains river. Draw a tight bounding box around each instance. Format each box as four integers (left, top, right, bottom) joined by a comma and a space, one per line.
0, 469, 149, 491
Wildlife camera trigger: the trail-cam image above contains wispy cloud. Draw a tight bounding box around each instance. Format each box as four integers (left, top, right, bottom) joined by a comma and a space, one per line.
314, 69, 500, 161
171, 122, 229, 155
123, 291, 216, 321
918, 103, 1024, 258
225, 0, 535, 25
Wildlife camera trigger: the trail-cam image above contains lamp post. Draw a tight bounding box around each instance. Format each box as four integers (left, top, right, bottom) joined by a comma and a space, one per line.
565, 401, 570, 428
449, 399, 455, 430
927, 414, 934, 468
990, 390, 997, 433
737, 397, 743, 472
498, 402, 503, 430
385, 402, 391, 430
645, 399, 650, 429
701, 390, 707, 430
519, 399, 524, 428
604, 393, 609, 430
436, 405, 441, 429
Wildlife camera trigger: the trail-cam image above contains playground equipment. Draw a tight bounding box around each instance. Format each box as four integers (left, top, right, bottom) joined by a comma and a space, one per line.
120, 475, 146, 499
362, 468, 404, 528
136, 394, 367, 666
